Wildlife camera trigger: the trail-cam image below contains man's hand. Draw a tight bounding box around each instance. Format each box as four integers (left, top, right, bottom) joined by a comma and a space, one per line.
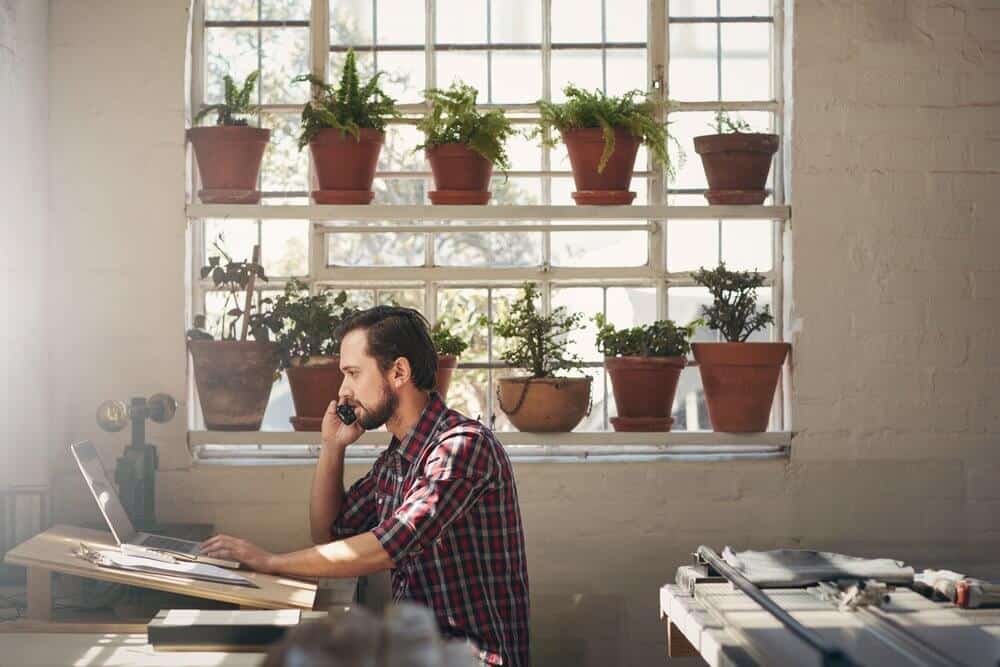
321, 400, 364, 450
200, 534, 276, 573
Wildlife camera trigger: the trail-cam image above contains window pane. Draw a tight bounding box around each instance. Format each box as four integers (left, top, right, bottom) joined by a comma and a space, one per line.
607, 286, 657, 327
492, 177, 541, 205
551, 0, 601, 43
668, 23, 718, 101
436, 51, 489, 94
261, 374, 293, 430
605, 49, 647, 97
746, 287, 774, 343
435, 229, 542, 267
376, 0, 424, 45
204, 219, 259, 265
551, 230, 648, 267
381, 123, 427, 172
375, 177, 428, 204
339, 289, 377, 309
329, 49, 376, 82
721, 220, 772, 272
551, 50, 602, 101
327, 229, 425, 266
551, 286, 603, 361
262, 219, 309, 277
721, 1, 771, 17
330, 0, 374, 45
261, 113, 309, 195
437, 288, 489, 361
206, 0, 256, 21
673, 367, 708, 431
204, 28, 259, 105
438, 0, 486, 43
261, 28, 310, 104
668, 110, 714, 191
606, 0, 646, 42
668, 286, 715, 340
445, 368, 491, 422
261, 0, 310, 20
492, 0, 541, 43
505, 127, 542, 171
491, 51, 542, 104
670, 0, 718, 17
376, 288, 425, 310
377, 50, 425, 104
721, 23, 771, 100
668, 220, 718, 272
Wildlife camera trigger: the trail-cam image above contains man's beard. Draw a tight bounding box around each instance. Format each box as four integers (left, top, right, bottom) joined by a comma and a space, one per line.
358, 380, 398, 430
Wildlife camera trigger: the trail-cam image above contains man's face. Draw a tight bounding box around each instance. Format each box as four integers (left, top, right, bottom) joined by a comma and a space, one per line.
338, 328, 399, 430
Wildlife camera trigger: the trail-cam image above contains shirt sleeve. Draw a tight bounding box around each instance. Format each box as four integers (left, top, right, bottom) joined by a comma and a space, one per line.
372, 430, 495, 563
330, 466, 379, 541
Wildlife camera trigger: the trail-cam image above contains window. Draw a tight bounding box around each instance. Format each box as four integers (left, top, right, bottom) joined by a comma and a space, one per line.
188, 0, 789, 457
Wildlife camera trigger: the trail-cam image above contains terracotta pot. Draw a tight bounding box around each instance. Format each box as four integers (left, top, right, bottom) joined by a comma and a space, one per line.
188, 340, 279, 431
187, 126, 270, 204
604, 356, 686, 431
286, 356, 344, 431
562, 127, 640, 205
693, 133, 779, 205
496, 376, 592, 432
692, 342, 790, 432
309, 127, 384, 204
435, 354, 458, 401
426, 144, 493, 204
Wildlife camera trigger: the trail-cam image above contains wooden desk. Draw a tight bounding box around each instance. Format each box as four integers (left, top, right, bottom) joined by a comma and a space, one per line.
0, 631, 266, 666
4, 525, 317, 620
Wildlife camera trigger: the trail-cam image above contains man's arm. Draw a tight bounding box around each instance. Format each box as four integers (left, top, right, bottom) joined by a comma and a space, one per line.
309, 401, 365, 544
270, 531, 394, 578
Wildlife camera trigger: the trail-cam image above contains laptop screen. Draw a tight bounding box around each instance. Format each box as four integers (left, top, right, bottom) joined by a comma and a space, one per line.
70, 441, 137, 545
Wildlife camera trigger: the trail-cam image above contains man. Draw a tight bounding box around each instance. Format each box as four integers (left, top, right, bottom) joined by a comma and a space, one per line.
201, 306, 531, 666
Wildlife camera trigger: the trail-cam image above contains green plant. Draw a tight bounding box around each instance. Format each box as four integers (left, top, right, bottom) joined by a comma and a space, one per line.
263, 279, 358, 370
415, 82, 516, 171
593, 313, 697, 358
194, 71, 261, 126
691, 262, 774, 342
713, 110, 753, 134
533, 85, 680, 177
430, 319, 470, 357
292, 49, 400, 149
200, 239, 271, 341
482, 282, 584, 379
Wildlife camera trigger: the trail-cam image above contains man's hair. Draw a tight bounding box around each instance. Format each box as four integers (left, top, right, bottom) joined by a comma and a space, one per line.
335, 306, 438, 391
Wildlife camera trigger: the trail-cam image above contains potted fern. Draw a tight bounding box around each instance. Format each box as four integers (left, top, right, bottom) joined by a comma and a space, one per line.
429, 318, 469, 400
535, 85, 678, 205
188, 70, 270, 203
694, 111, 779, 204
188, 243, 279, 431
293, 49, 399, 204
691, 262, 789, 432
268, 279, 357, 431
486, 282, 590, 432
594, 314, 697, 432
416, 82, 516, 204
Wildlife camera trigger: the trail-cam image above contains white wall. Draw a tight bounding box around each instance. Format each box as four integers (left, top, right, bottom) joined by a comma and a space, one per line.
39, 1, 1000, 665
1, 0, 49, 490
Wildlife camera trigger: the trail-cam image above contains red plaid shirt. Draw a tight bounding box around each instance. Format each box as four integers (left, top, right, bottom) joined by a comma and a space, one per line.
331, 393, 530, 666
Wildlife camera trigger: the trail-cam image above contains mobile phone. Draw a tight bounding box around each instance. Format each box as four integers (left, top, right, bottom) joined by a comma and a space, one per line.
336, 403, 358, 425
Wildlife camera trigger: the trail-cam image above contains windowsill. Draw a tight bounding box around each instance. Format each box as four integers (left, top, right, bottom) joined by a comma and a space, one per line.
187, 430, 793, 465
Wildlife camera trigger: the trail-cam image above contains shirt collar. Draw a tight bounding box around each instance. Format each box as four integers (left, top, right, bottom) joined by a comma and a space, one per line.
392, 392, 447, 464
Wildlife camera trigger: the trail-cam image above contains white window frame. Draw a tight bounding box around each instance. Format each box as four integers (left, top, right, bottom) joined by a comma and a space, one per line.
186, 0, 791, 462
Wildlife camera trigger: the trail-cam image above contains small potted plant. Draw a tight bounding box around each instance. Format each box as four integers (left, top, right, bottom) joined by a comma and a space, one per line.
429, 318, 469, 400
693, 111, 779, 205
535, 85, 678, 205
188, 243, 279, 431
691, 262, 789, 432
187, 70, 270, 204
486, 282, 591, 432
594, 314, 697, 432
293, 49, 399, 204
268, 279, 357, 431
416, 82, 516, 205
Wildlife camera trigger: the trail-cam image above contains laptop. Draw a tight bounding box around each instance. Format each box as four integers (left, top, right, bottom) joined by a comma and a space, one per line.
70, 441, 239, 569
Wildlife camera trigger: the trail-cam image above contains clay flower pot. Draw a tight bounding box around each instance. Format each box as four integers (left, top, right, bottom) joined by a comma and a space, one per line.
496, 376, 592, 432
187, 126, 270, 204
309, 128, 384, 204
435, 354, 459, 401
692, 342, 790, 432
693, 133, 779, 205
562, 127, 641, 205
188, 340, 279, 431
426, 144, 493, 205
605, 356, 686, 432
286, 356, 345, 432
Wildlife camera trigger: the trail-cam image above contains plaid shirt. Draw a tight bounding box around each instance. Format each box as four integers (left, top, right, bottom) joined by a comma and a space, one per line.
331, 393, 530, 666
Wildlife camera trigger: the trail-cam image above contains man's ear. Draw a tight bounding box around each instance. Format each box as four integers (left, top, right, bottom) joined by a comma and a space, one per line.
391, 356, 412, 388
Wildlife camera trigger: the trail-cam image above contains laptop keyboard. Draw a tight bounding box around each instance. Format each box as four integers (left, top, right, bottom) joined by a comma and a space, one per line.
139, 535, 200, 554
